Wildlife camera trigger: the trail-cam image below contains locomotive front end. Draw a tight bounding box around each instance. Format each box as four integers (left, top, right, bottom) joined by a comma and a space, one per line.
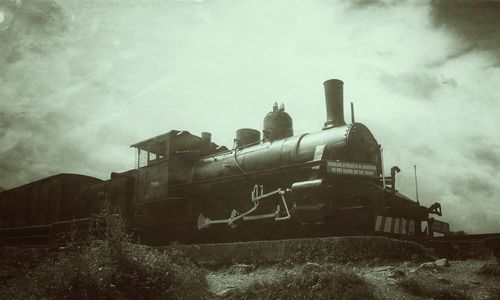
321, 79, 381, 168
193, 79, 390, 237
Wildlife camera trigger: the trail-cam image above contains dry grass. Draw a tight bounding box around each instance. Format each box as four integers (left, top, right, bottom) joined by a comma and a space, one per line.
398, 277, 470, 300
478, 264, 500, 277
487, 287, 500, 300
0, 215, 210, 300
227, 266, 378, 300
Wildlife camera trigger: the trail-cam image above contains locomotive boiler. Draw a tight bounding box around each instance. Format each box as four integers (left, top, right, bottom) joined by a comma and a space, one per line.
0, 79, 449, 245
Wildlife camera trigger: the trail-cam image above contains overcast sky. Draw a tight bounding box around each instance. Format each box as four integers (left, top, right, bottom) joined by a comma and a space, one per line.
0, 0, 499, 233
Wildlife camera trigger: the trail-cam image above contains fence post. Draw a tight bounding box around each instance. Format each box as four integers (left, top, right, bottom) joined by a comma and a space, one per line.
49, 224, 53, 248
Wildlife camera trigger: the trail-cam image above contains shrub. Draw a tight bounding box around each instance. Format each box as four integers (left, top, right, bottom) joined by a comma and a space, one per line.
478, 264, 500, 276
398, 278, 470, 300
0, 214, 210, 300
228, 266, 377, 300
487, 287, 500, 300
397, 277, 427, 296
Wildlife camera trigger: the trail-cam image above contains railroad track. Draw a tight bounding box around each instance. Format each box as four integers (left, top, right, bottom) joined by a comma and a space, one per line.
417, 233, 500, 262
1, 223, 499, 264
421, 233, 500, 243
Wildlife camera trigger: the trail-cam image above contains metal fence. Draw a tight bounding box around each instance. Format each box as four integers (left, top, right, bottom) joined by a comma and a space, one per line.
0, 218, 100, 248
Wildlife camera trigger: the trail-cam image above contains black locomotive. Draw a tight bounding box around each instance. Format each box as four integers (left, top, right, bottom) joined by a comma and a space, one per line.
0, 79, 449, 244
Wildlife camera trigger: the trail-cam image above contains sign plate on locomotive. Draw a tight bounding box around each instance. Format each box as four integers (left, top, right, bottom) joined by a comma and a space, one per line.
327, 161, 377, 176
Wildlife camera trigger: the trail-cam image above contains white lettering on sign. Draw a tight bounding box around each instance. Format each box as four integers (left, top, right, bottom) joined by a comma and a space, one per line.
327, 161, 377, 176
150, 181, 160, 187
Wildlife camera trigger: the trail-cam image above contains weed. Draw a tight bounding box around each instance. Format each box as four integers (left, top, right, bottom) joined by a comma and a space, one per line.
228, 266, 377, 300
0, 213, 210, 300
398, 278, 470, 300
478, 264, 500, 276
487, 287, 500, 300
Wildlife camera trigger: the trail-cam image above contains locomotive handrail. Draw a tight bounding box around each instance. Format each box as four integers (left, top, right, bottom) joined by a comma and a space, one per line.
274, 191, 291, 221
198, 186, 264, 229
177, 159, 327, 188
197, 185, 290, 229
247, 185, 290, 222
232, 147, 247, 175
178, 159, 380, 191
197, 193, 261, 229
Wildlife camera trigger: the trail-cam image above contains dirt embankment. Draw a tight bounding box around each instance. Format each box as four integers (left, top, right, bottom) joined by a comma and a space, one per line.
1, 236, 500, 299
206, 258, 500, 299
191, 237, 500, 299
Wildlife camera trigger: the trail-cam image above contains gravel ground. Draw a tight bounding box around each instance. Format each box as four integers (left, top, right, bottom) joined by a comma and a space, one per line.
206, 259, 500, 299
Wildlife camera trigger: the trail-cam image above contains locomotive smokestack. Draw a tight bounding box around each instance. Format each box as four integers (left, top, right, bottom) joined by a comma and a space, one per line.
323, 79, 346, 129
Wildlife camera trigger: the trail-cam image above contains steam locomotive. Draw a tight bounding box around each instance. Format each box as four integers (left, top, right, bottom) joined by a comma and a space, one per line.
0, 79, 450, 244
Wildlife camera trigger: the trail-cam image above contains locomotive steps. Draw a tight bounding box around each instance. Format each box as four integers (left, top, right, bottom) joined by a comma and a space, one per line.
167, 236, 430, 266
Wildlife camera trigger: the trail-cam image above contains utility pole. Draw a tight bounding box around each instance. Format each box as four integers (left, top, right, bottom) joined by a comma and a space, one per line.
414, 165, 419, 205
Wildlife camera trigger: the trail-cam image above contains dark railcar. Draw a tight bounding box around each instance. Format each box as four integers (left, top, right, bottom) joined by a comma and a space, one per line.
75, 170, 136, 220
0, 174, 102, 228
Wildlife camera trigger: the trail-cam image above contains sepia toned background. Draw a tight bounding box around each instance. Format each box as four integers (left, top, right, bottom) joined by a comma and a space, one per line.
0, 0, 499, 233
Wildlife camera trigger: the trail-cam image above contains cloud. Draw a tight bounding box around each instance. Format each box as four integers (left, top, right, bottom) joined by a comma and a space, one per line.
378, 72, 443, 100
449, 175, 495, 198
0, 0, 68, 61
0, 0, 499, 235
0, 5, 13, 32
425, 44, 476, 68
409, 145, 436, 157
0, 0, 132, 187
430, 0, 500, 66
347, 0, 405, 9
474, 148, 500, 171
